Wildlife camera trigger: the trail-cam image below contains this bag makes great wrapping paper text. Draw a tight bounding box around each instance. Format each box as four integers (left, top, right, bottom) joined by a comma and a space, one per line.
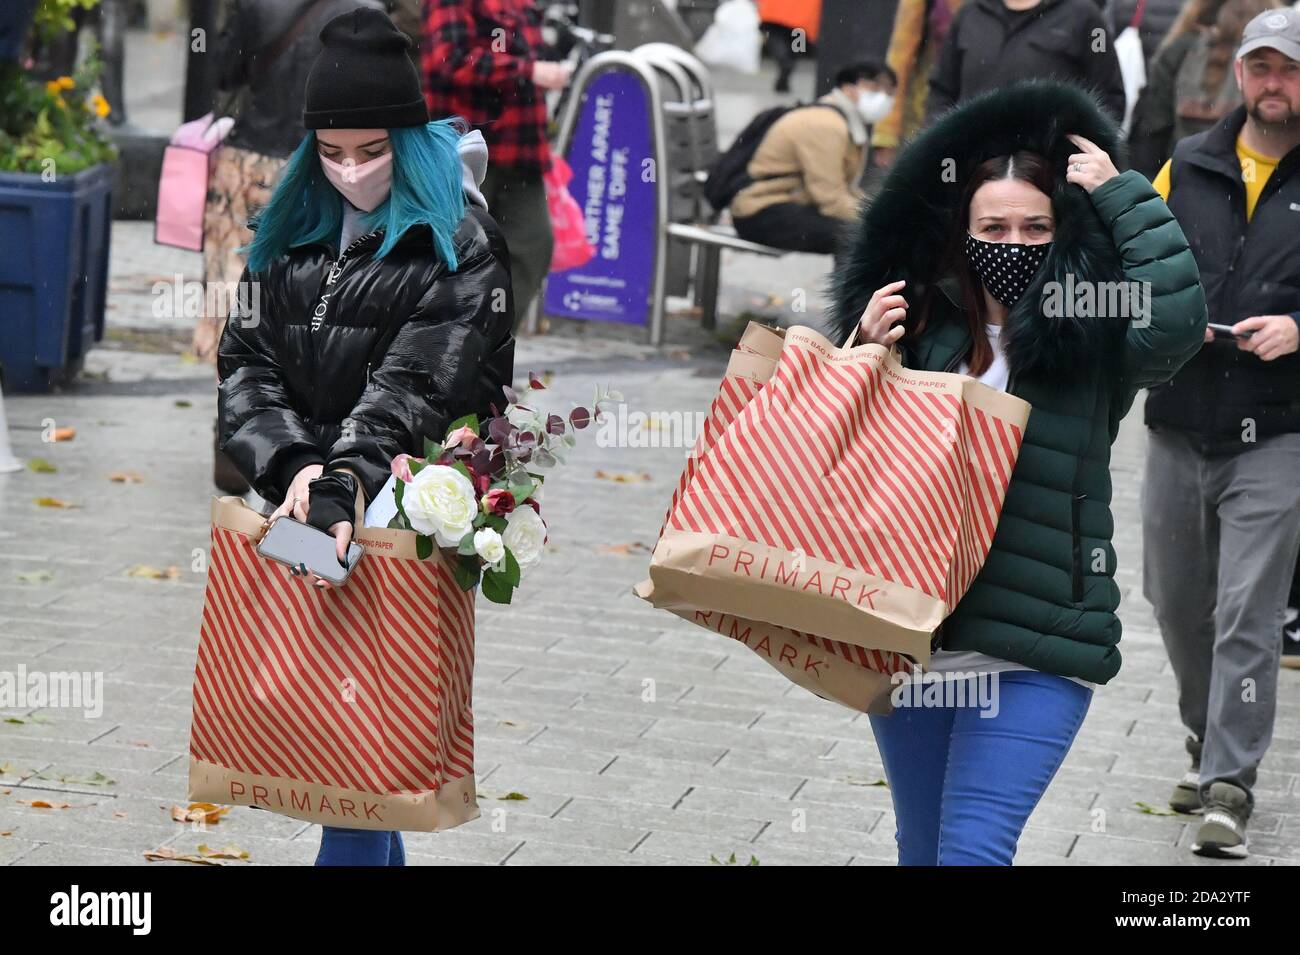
188, 496, 478, 832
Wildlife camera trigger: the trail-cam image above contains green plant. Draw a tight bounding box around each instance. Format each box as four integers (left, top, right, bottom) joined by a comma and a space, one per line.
32, 0, 101, 42
0, 46, 116, 175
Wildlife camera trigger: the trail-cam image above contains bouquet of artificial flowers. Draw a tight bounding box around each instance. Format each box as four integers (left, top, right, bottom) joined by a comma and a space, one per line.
387, 375, 619, 604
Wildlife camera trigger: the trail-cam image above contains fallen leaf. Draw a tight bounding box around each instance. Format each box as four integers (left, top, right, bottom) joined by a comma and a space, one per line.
18, 799, 72, 809
33, 770, 114, 786
1134, 801, 1178, 816
497, 792, 529, 801
594, 470, 651, 483
197, 843, 249, 861
174, 399, 192, 408
26, 458, 57, 473
0, 830, 11, 836
179, 351, 198, 365
107, 470, 146, 483
171, 803, 230, 826
33, 497, 76, 508
16, 570, 54, 584
596, 542, 651, 555
4, 714, 52, 725
840, 776, 889, 788
51, 427, 76, 442
130, 740, 152, 748
113, 811, 128, 819
126, 565, 181, 580
143, 846, 222, 865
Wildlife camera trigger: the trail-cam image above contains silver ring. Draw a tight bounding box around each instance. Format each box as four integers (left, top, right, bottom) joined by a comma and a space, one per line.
1072, 162, 1083, 172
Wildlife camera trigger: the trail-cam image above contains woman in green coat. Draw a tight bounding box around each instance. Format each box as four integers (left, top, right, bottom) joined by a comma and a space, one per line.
828, 80, 1207, 865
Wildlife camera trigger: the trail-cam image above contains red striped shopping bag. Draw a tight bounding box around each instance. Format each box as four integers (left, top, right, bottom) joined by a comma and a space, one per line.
641, 323, 1031, 664
635, 322, 912, 713
188, 496, 478, 832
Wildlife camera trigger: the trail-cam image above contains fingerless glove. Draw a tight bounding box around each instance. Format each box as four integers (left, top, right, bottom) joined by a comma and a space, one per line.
306, 470, 360, 535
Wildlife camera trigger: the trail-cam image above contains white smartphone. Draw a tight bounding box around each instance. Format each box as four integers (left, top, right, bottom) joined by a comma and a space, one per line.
256, 516, 364, 585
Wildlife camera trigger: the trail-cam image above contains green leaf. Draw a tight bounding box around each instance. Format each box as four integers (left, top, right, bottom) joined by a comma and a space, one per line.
415, 534, 433, 560
423, 436, 438, 460
1133, 801, 1178, 817
483, 514, 507, 533
500, 547, 521, 587
481, 567, 514, 604
451, 554, 481, 592
26, 458, 57, 473
507, 478, 535, 502
393, 477, 405, 514
457, 530, 478, 555
449, 460, 473, 482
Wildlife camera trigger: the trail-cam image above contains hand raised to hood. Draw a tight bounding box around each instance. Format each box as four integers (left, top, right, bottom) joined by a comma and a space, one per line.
1065, 135, 1120, 194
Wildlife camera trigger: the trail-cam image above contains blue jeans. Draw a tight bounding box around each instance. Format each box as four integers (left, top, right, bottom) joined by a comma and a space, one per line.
868, 670, 1091, 865
315, 826, 406, 866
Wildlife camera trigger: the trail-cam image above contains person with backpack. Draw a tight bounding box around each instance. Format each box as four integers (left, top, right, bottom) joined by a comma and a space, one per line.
726, 61, 896, 256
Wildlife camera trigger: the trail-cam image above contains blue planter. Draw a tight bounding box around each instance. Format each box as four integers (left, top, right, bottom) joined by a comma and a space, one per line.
0, 163, 113, 392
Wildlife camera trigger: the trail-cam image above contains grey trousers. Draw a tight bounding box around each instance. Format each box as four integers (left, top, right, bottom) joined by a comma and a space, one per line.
480, 165, 554, 334
1142, 428, 1300, 806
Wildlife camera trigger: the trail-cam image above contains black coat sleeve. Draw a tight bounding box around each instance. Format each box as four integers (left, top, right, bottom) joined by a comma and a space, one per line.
1081, 4, 1127, 123
216, 266, 325, 504
925, 7, 966, 123
1126, 32, 1191, 179
215, 0, 250, 92
322, 240, 516, 506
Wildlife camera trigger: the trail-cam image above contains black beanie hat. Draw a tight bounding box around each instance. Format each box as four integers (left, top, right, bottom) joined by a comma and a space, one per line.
303, 8, 429, 129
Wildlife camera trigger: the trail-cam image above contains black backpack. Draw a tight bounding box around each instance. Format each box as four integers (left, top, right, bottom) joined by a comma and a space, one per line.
703, 102, 847, 213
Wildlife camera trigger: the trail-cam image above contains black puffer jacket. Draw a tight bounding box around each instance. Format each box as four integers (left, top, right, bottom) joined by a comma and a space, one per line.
926, 0, 1126, 124
216, 206, 515, 509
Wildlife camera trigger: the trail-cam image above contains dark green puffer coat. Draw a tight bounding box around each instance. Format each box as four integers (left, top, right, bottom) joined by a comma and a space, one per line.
828, 82, 1207, 684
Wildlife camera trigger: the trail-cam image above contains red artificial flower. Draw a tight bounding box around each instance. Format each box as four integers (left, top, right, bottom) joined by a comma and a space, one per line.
483, 488, 516, 516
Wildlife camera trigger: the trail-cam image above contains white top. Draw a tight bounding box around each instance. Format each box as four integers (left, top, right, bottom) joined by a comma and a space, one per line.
924, 322, 1097, 692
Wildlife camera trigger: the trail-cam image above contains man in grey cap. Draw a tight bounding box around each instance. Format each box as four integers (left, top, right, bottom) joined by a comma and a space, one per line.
1144, 6, 1300, 859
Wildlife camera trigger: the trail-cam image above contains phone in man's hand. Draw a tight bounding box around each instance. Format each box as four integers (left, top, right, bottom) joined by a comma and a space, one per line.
256, 516, 364, 585
1208, 322, 1255, 341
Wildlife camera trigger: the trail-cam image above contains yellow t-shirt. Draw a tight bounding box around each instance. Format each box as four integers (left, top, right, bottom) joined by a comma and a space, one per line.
1151, 138, 1279, 220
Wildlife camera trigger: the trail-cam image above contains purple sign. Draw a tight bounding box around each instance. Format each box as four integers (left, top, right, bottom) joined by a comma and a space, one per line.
544, 69, 657, 326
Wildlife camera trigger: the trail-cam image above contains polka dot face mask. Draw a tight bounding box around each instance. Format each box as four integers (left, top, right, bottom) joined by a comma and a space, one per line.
963, 233, 1053, 308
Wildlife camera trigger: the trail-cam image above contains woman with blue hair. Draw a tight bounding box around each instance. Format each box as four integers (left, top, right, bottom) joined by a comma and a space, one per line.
215, 8, 514, 865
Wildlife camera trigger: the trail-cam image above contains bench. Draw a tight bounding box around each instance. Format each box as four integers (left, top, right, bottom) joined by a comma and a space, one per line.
664, 221, 788, 329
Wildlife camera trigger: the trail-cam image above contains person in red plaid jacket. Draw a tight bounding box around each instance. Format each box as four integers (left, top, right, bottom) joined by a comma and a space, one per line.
421, 0, 573, 329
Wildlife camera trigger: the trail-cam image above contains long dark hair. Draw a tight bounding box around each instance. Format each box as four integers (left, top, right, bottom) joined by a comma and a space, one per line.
911, 151, 1054, 376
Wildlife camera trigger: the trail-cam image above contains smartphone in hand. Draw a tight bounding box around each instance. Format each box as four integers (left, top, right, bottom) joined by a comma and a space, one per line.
256, 516, 364, 585
1208, 322, 1255, 341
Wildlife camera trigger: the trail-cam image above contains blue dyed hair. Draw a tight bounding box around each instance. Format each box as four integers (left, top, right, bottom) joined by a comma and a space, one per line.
242, 119, 467, 273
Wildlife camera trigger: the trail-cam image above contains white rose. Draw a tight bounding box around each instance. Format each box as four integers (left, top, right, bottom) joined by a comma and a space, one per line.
501, 505, 547, 575
403, 465, 477, 546
473, 527, 507, 573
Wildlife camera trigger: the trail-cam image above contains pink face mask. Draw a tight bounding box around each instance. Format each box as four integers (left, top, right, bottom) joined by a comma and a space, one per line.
319, 150, 393, 212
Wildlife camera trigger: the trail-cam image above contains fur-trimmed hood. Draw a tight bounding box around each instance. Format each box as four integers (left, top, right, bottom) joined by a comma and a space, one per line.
829, 81, 1129, 381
